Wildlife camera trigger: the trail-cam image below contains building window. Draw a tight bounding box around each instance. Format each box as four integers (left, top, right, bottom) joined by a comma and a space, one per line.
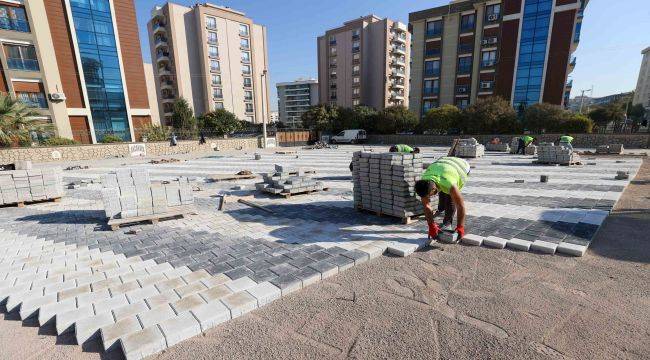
352, 40, 360, 52
243, 77, 252, 87
246, 115, 254, 122
4, 44, 39, 71
352, 28, 360, 39
352, 64, 360, 74
457, 57, 472, 74
239, 24, 249, 36
0, 5, 30, 33
456, 98, 469, 109
208, 45, 218, 58
424, 79, 439, 96
242, 64, 251, 75
485, 4, 501, 22
206, 16, 216, 29
215, 102, 224, 109
213, 87, 223, 99
514, 0, 552, 108
353, 99, 360, 106
207, 32, 217, 44
16, 91, 47, 109
460, 13, 475, 32
481, 50, 497, 67
245, 103, 253, 113
212, 74, 221, 85
422, 100, 438, 113
426, 20, 443, 38
353, 77, 360, 84
329, 35, 336, 45
330, 91, 337, 100
353, 87, 360, 95
425, 42, 441, 57
424, 60, 440, 77
353, 53, 360, 61
240, 38, 250, 49
244, 90, 253, 100
210, 60, 220, 72
330, 46, 337, 55
241, 51, 250, 63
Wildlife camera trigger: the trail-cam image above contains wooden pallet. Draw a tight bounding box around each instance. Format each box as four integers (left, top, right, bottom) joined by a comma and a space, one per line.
1, 197, 61, 208
107, 206, 194, 231
263, 187, 329, 198
275, 150, 297, 154
355, 205, 423, 225
533, 160, 582, 166
207, 174, 257, 182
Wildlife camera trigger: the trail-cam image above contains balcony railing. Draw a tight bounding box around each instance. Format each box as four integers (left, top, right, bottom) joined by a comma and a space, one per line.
457, 66, 472, 75
153, 22, 166, 32
329, 39, 336, 45
156, 52, 170, 60
352, 46, 360, 53
460, 23, 475, 32
154, 37, 168, 46
426, 29, 442, 38
570, 57, 577, 66
423, 88, 439, 96
458, 43, 473, 54
424, 69, 440, 78
566, 80, 573, 88
392, 45, 406, 54
0, 18, 30, 33
425, 48, 441, 58
213, 93, 223, 99
481, 60, 496, 68
7, 58, 39, 71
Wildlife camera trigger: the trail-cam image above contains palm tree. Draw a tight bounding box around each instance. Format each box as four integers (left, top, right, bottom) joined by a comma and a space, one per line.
0, 93, 52, 147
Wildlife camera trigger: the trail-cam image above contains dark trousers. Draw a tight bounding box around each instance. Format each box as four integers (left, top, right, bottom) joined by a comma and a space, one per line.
438, 192, 455, 225
517, 138, 525, 154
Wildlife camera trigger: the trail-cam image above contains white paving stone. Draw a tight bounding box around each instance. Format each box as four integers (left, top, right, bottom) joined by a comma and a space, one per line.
158, 311, 202, 347
506, 238, 533, 252
190, 301, 231, 331
530, 240, 558, 254
221, 291, 258, 318
100, 316, 143, 352
483, 236, 508, 249
246, 281, 281, 306
119, 326, 167, 360
460, 234, 483, 246
556, 242, 588, 257
75, 311, 115, 345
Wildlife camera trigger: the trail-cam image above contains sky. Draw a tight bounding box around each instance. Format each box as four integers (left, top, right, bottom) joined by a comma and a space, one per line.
134, 0, 650, 111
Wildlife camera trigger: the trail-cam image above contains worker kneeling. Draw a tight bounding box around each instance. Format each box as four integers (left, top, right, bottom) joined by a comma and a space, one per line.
415, 156, 470, 243
389, 144, 420, 154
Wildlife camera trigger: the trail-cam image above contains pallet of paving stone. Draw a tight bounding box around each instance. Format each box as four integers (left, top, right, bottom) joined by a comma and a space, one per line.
275, 150, 297, 154
107, 205, 194, 231
262, 186, 328, 198
206, 174, 258, 182
0, 197, 62, 208
355, 205, 423, 225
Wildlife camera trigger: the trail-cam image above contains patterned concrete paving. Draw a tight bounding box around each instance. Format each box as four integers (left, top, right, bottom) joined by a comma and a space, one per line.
0, 146, 642, 359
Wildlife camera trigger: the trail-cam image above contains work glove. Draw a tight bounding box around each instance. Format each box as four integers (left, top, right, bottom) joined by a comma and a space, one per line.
428, 223, 440, 239
455, 225, 465, 239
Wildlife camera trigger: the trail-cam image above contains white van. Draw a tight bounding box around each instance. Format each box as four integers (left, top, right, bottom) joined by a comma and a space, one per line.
330, 129, 367, 144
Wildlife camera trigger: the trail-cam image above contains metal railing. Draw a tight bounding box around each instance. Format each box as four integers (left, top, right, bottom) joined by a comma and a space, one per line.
426, 29, 442, 38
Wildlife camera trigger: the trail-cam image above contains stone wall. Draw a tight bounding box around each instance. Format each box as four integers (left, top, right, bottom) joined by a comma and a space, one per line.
367, 133, 650, 149
0, 137, 261, 164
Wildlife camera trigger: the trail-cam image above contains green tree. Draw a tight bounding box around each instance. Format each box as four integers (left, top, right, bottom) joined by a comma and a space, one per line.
523, 103, 569, 133
375, 105, 418, 134
562, 114, 594, 133
421, 104, 462, 134
334, 105, 378, 133
589, 102, 625, 133
462, 97, 520, 134
627, 102, 646, 132
0, 93, 51, 147
170, 98, 197, 136
197, 109, 244, 136
301, 104, 338, 132
141, 125, 170, 142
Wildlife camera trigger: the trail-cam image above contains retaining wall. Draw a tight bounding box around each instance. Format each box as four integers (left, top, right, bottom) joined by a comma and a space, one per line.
0, 137, 261, 164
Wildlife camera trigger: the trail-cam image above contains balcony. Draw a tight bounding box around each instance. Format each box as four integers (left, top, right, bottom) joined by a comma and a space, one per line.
243, 81, 252, 88
161, 80, 174, 90
481, 60, 496, 68
154, 37, 168, 48
426, 29, 442, 39
570, 57, 577, 67
161, 93, 176, 103
425, 48, 441, 58
458, 43, 473, 54
392, 33, 406, 44
566, 80, 573, 89
0, 18, 30, 33
329, 39, 336, 45
392, 57, 406, 66
7, 58, 39, 72
352, 46, 360, 53
213, 93, 223, 100
391, 45, 406, 55
390, 92, 404, 100
153, 22, 166, 34
210, 66, 220, 73
391, 69, 405, 78
330, 84, 337, 89
329, 63, 337, 68
156, 51, 170, 62
158, 67, 173, 76
391, 81, 405, 89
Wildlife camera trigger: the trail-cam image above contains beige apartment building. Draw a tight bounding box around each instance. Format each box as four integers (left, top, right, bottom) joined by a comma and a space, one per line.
147, 2, 270, 125
633, 47, 650, 111
317, 15, 410, 110
0, 0, 154, 143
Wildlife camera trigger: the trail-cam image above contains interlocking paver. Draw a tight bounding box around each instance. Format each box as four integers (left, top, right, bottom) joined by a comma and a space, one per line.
101, 316, 143, 352
190, 300, 231, 331
75, 311, 115, 345
158, 311, 202, 347
119, 326, 167, 360
221, 291, 258, 317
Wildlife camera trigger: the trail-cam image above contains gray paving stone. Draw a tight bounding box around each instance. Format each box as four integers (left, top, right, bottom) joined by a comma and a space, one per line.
174, 281, 208, 298
199, 284, 233, 303
269, 274, 302, 295
56, 305, 94, 335
294, 267, 321, 287
224, 276, 256, 293
483, 236, 508, 249
170, 293, 206, 314
327, 255, 355, 271
341, 249, 370, 265
113, 301, 149, 321
460, 234, 483, 246
309, 261, 339, 279
19, 293, 57, 320
556, 242, 587, 257
39, 297, 76, 326
269, 263, 299, 277
94, 294, 129, 315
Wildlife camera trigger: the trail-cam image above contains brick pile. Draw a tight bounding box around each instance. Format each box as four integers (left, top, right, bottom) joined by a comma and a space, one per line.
596, 144, 624, 154
455, 138, 484, 158
525, 145, 537, 155
0, 168, 63, 205
352, 152, 423, 219
101, 169, 193, 219
508, 138, 536, 155
256, 164, 323, 195
537, 143, 581, 165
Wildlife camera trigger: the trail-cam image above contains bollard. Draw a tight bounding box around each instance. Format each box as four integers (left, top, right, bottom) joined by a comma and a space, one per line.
540, 175, 548, 183
254, 153, 261, 160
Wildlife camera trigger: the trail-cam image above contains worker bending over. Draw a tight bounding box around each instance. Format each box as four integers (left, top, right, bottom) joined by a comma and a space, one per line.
558, 134, 574, 151
517, 135, 535, 154
390, 144, 420, 154
415, 157, 470, 242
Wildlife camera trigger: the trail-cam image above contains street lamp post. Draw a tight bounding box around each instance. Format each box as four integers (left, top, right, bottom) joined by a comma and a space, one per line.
261, 69, 268, 147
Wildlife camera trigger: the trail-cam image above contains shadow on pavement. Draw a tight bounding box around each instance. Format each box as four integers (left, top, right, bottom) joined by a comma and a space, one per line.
589, 211, 650, 264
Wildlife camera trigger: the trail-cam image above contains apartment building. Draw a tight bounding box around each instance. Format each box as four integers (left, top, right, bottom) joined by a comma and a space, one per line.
147, 2, 270, 125
409, 0, 588, 118
0, 0, 154, 143
276, 79, 318, 128
317, 15, 411, 110
633, 47, 650, 111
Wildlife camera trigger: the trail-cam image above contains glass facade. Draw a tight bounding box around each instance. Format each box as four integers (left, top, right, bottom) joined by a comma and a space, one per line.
69, 0, 131, 141
513, 0, 552, 109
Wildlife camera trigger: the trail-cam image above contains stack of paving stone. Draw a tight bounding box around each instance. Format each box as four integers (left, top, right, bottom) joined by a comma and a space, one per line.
101, 169, 193, 219
525, 144, 537, 155
485, 142, 510, 152
537, 143, 581, 165
596, 144, 624, 154
0, 168, 63, 205
508, 138, 536, 155
455, 138, 484, 158
352, 152, 423, 220
256, 164, 323, 196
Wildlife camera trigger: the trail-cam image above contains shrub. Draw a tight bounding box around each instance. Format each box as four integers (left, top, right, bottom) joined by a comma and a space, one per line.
0, 93, 52, 147
562, 114, 593, 133
334, 106, 378, 133
141, 125, 170, 142
100, 134, 123, 143
197, 109, 244, 136
301, 105, 338, 132
523, 103, 568, 133
462, 97, 520, 134
375, 105, 418, 134
420, 104, 462, 134
41, 137, 79, 146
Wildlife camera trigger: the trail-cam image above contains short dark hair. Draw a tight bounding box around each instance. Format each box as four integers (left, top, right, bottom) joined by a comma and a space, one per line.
413, 147, 420, 154
415, 180, 435, 198
389, 145, 398, 152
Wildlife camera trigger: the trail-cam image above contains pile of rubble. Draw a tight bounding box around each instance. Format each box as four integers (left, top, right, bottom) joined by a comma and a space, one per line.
101, 168, 193, 219
352, 152, 423, 221
596, 144, 624, 154
537, 143, 581, 165
256, 164, 324, 196
455, 138, 484, 158
0, 168, 63, 205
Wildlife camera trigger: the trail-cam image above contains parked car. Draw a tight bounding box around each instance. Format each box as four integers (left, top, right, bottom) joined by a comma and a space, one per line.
330, 129, 367, 144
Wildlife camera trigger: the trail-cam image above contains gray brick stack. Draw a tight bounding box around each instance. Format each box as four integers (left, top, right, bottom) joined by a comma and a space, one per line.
485, 143, 510, 152
537, 143, 580, 165
352, 152, 423, 219
256, 164, 323, 195
101, 169, 193, 219
596, 144, 624, 154
509, 137, 520, 154
525, 145, 537, 155
455, 138, 485, 158
0, 168, 63, 205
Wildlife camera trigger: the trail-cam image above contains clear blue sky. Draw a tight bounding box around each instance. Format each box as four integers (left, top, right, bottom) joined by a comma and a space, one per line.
135, 0, 650, 110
